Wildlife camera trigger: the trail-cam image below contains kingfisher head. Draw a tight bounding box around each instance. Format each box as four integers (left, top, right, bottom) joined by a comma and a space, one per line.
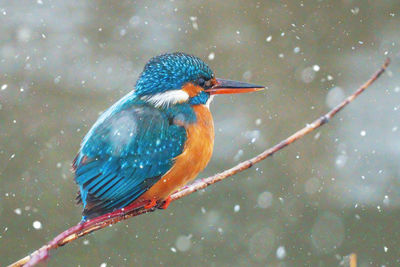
135, 52, 264, 108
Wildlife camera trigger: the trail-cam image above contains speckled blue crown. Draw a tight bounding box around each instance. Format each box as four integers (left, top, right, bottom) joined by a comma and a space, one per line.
134, 52, 214, 96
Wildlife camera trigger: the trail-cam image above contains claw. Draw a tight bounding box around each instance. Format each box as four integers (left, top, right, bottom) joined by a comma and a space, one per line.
159, 196, 172, 209
144, 198, 157, 210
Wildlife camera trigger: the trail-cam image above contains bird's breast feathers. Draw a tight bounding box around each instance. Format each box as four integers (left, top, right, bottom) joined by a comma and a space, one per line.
138, 104, 214, 201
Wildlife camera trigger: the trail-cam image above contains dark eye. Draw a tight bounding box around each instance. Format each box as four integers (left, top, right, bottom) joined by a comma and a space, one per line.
197, 77, 205, 87
204, 80, 212, 88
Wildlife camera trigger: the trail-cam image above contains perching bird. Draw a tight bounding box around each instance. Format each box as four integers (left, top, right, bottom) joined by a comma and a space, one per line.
73, 52, 264, 220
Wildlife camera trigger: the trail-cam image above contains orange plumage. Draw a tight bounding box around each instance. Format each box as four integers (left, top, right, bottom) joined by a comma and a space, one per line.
137, 104, 214, 202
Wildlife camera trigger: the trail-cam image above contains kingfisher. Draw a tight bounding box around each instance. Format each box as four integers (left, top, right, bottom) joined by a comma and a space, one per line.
73, 52, 264, 220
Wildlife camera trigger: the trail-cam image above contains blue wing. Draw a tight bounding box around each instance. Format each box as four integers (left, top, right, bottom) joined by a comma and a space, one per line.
73, 95, 187, 219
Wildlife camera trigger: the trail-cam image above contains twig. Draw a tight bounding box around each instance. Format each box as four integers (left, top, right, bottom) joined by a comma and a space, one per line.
8, 58, 390, 267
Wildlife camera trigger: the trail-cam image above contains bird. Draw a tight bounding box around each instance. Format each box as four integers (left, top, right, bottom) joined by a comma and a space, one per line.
73, 52, 264, 221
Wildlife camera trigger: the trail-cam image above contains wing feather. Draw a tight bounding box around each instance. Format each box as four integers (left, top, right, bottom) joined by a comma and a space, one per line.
73, 101, 187, 219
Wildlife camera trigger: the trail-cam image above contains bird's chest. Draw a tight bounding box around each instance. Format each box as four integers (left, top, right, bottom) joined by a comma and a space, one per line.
177, 105, 215, 179
140, 105, 214, 200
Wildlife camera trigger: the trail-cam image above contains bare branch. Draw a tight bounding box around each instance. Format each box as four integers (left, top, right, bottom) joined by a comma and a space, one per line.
8, 58, 390, 267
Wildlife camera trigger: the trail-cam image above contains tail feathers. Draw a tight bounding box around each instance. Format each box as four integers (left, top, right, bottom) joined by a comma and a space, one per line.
76, 190, 83, 205
76, 190, 109, 219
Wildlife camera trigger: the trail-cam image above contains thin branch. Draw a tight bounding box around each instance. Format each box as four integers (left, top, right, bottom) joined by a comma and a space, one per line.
9, 58, 390, 267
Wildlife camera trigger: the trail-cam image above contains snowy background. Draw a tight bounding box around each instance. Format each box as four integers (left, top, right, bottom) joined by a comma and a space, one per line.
1, 1, 400, 266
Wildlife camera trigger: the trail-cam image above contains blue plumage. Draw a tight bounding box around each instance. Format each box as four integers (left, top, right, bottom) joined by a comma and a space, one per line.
74, 52, 210, 219
189, 91, 210, 105
135, 52, 213, 96
74, 98, 198, 218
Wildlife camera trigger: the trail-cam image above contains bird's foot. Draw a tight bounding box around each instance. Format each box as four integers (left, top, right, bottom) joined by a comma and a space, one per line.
158, 196, 172, 209
144, 198, 158, 210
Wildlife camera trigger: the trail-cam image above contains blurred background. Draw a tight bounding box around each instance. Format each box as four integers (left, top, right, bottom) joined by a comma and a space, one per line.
1, 0, 399, 266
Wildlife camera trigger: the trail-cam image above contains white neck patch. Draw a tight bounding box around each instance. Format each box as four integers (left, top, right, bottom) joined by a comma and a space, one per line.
205, 95, 214, 109
142, 90, 189, 108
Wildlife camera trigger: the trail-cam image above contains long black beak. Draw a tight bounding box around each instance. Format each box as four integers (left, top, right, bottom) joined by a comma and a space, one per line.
205, 78, 265, 95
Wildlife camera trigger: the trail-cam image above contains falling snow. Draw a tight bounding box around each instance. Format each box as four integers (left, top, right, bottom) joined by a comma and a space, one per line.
301, 67, 315, 83
234, 204, 240, 212
335, 154, 348, 169
0, 2, 398, 266
32, 221, 42, 230
276, 246, 286, 259
351, 7, 360, 15
189, 16, 198, 30
176, 235, 192, 252
383, 195, 390, 206
54, 75, 61, 84
313, 65, 320, 72
257, 191, 273, 209
242, 70, 252, 81
326, 86, 345, 109
233, 149, 244, 161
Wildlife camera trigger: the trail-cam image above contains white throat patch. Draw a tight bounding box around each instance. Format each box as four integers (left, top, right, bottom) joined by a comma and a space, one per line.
142, 90, 189, 108
205, 95, 214, 109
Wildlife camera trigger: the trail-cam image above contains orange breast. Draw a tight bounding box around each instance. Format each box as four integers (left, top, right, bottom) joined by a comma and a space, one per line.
138, 105, 214, 201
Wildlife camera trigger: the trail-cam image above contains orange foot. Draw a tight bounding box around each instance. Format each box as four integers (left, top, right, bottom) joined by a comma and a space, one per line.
159, 196, 172, 209
144, 198, 158, 210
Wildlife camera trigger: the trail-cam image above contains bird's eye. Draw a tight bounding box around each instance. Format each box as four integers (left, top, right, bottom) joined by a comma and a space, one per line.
204, 80, 212, 88
197, 77, 205, 87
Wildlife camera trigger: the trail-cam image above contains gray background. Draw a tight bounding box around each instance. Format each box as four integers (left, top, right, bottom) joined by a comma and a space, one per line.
1, 0, 400, 266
